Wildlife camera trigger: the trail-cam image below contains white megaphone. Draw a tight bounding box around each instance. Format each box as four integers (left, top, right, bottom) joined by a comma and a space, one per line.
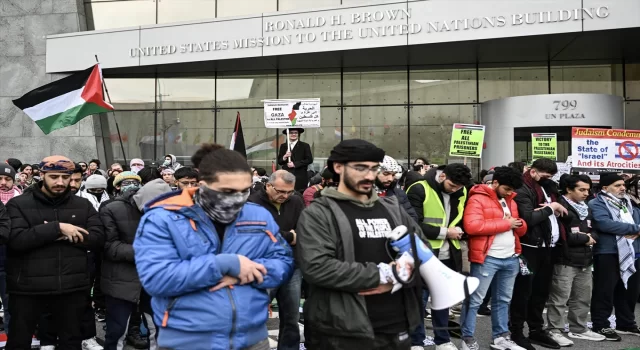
387, 225, 480, 310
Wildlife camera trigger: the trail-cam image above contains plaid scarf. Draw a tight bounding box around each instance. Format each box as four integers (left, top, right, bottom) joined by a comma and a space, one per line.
601, 191, 637, 288
563, 195, 589, 221
0, 186, 21, 204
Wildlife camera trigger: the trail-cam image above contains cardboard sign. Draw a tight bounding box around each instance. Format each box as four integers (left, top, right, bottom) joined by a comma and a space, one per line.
532, 133, 557, 160
263, 99, 320, 128
449, 123, 485, 158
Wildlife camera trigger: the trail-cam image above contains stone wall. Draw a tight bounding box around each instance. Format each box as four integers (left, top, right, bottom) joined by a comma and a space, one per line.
0, 0, 105, 165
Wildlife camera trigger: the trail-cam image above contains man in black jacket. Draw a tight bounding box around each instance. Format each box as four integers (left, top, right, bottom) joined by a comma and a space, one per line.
278, 128, 314, 192
100, 178, 171, 350
248, 170, 304, 350
5, 155, 105, 350
376, 156, 418, 223
510, 158, 567, 350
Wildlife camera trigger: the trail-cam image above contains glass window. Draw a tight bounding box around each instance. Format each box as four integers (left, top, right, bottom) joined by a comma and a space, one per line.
279, 72, 341, 106
343, 106, 408, 161
410, 67, 477, 104
160, 109, 215, 166
101, 110, 157, 164
479, 64, 548, 102
156, 78, 215, 109
344, 69, 408, 106
342, 0, 390, 5
216, 0, 276, 18
85, 1, 156, 30
409, 105, 476, 165
216, 72, 277, 108
157, 0, 216, 23
625, 63, 640, 100
550, 63, 624, 96
298, 107, 341, 169
279, 0, 341, 11
103, 78, 156, 110
625, 102, 640, 130
216, 109, 278, 169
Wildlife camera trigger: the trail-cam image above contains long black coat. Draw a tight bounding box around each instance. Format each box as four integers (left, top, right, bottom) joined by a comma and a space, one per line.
277, 141, 313, 191
5, 183, 105, 295
99, 189, 143, 303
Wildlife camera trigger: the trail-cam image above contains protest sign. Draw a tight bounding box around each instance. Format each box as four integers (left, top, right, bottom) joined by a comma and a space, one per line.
449, 123, 485, 158
532, 133, 557, 160
263, 99, 321, 128
572, 127, 640, 172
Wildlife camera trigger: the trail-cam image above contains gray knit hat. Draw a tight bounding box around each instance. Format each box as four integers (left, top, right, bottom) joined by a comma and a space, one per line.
85, 174, 107, 190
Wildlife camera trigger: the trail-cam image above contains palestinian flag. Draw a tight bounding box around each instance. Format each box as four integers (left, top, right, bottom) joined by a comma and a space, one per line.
229, 111, 247, 158
12, 64, 113, 135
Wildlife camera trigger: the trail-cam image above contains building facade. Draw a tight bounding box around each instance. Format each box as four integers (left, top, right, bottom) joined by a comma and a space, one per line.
2, 0, 640, 175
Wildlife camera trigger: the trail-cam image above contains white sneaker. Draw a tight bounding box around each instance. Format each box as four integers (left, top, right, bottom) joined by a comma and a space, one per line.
461, 339, 480, 350
491, 336, 526, 350
568, 330, 606, 341
436, 342, 459, 350
411, 347, 424, 350
548, 331, 574, 347
40, 346, 55, 350
82, 337, 103, 350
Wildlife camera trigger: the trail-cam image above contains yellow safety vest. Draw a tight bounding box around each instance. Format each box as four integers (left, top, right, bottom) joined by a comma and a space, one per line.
406, 181, 467, 250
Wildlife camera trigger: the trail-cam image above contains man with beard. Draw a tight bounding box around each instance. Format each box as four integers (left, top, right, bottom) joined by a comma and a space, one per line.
248, 170, 305, 350
406, 163, 472, 350
588, 173, 640, 341
509, 158, 567, 350
69, 163, 84, 194
297, 139, 425, 350
0, 164, 14, 333
376, 156, 418, 223
4, 155, 105, 350
0, 165, 21, 204
278, 128, 313, 192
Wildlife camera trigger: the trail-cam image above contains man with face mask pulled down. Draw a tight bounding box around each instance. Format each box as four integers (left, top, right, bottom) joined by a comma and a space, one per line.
588, 173, 640, 341
4, 155, 105, 350
134, 143, 294, 350
509, 158, 567, 350
297, 139, 425, 350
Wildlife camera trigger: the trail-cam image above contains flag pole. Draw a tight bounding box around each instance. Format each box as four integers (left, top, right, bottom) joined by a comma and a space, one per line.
95, 55, 127, 167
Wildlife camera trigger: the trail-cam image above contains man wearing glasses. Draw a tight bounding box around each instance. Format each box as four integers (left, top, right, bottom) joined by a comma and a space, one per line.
406, 163, 472, 350
174, 167, 199, 190
298, 139, 425, 350
277, 128, 314, 192
248, 170, 304, 350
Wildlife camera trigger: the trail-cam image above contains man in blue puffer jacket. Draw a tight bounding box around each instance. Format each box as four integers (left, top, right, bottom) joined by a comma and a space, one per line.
134, 144, 294, 350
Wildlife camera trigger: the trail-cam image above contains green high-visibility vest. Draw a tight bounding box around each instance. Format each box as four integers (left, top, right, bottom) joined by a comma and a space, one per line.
406, 180, 467, 250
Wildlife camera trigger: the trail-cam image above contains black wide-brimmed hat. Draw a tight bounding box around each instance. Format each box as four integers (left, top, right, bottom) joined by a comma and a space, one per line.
282, 128, 305, 135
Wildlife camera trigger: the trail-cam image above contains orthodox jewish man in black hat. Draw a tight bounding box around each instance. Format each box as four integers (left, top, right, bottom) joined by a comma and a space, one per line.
278, 128, 314, 192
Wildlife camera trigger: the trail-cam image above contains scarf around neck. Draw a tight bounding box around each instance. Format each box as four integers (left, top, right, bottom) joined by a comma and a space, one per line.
600, 190, 637, 288
563, 195, 589, 221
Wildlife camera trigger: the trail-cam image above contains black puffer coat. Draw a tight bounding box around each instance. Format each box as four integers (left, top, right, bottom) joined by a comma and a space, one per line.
100, 189, 143, 303
554, 196, 597, 268
5, 183, 105, 295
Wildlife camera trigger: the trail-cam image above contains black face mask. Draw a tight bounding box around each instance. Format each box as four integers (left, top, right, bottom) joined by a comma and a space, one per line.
538, 178, 554, 187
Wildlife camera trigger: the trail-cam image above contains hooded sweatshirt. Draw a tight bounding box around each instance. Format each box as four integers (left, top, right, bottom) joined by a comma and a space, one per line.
163, 154, 182, 171
133, 178, 173, 212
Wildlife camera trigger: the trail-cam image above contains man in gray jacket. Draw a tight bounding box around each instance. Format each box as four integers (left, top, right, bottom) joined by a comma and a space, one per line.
297, 139, 426, 350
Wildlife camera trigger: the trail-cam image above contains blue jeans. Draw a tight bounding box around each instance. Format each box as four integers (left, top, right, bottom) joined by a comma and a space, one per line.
461, 255, 519, 340
269, 268, 302, 350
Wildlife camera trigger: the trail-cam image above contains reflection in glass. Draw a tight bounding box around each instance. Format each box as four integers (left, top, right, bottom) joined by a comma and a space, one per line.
160, 109, 215, 166
550, 64, 623, 96
103, 78, 156, 109
216, 73, 277, 108
625, 102, 640, 130
410, 68, 476, 104
625, 63, 640, 100
85, 1, 156, 30
479, 65, 548, 102
101, 110, 158, 163
279, 0, 341, 11
216, 0, 277, 18
217, 109, 278, 169
344, 70, 408, 105
279, 72, 341, 105
156, 78, 215, 109
343, 106, 408, 161
157, 0, 216, 23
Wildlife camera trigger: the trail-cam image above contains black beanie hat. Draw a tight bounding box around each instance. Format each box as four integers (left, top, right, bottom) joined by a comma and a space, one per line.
600, 172, 624, 187
327, 139, 385, 177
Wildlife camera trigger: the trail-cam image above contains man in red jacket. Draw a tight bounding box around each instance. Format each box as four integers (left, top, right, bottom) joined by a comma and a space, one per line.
460, 166, 528, 350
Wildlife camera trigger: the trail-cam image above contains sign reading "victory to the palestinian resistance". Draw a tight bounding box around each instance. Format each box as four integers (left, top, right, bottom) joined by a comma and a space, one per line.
449, 123, 485, 158
531, 133, 557, 160
263, 99, 321, 128
572, 127, 640, 172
